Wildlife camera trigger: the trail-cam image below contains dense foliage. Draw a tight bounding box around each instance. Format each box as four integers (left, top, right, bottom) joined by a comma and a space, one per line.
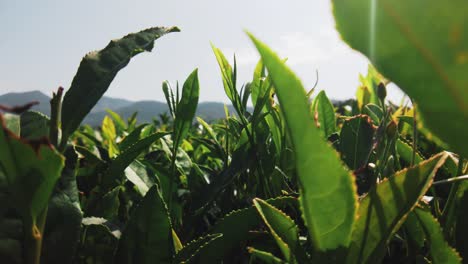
1, 1, 467, 263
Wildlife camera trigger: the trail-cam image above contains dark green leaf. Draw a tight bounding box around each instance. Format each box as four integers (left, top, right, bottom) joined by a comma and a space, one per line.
60, 26, 179, 148
115, 186, 173, 264
339, 115, 376, 170
173, 233, 222, 263
20, 111, 49, 140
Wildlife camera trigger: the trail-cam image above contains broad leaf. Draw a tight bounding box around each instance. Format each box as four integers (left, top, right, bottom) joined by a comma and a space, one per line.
347, 152, 448, 263
339, 115, 375, 170
248, 33, 357, 250
114, 186, 173, 264
0, 115, 64, 221
333, 0, 468, 157
60, 26, 179, 148
20, 111, 49, 140
41, 147, 83, 264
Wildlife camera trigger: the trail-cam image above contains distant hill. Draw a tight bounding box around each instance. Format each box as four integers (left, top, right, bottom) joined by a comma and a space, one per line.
0, 91, 51, 115
0, 91, 237, 127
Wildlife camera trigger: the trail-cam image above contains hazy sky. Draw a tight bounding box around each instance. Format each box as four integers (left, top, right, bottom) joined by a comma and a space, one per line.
1, 0, 404, 103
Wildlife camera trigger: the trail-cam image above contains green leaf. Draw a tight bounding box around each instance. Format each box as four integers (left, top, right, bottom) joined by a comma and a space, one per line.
102, 132, 167, 188
339, 115, 376, 170
114, 186, 173, 264
198, 196, 298, 263
41, 147, 83, 264
102, 115, 119, 158
173, 234, 223, 263
80, 218, 119, 263
124, 160, 155, 196
414, 207, 461, 264
0, 115, 65, 221
211, 45, 244, 118
106, 109, 127, 134
253, 198, 300, 263
362, 104, 383, 125
118, 124, 148, 151
247, 32, 357, 250
396, 138, 424, 165
60, 26, 179, 148
333, 0, 468, 157
86, 186, 121, 219
311, 90, 337, 138
248, 247, 286, 264
20, 111, 49, 140
347, 152, 448, 263
3, 113, 20, 136
173, 69, 199, 148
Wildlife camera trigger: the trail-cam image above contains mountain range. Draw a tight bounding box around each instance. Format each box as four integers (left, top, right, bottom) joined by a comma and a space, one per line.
0, 91, 237, 127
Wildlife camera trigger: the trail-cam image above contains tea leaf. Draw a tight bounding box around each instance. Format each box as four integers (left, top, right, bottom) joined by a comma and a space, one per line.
347, 152, 448, 263
414, 207, 461, 264
333, 0, 468, 157
60, 27, 179, 148
248, 32, 358, 250
114, 186, 173, 264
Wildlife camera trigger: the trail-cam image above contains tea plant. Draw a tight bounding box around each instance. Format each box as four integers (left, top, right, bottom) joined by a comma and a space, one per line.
0, 1, 467, 263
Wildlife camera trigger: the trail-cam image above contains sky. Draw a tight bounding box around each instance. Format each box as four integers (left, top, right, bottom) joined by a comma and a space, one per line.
1, 0, 404, 103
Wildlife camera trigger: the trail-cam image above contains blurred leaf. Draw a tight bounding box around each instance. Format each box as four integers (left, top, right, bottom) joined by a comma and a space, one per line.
333, 0, 468, 157
115, 186, 173, 264
347, 152, 448, 263
0, 115, 64, 221
3, 113, 20, 136
60, 26, 179, 148
248, 32, 357, 250
20, 111, 49, 140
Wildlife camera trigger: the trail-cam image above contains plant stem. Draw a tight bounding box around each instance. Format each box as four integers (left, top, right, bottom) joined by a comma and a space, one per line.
50, 87, 64, 149
167, 144, 178, 212
433, 174, 468, 186
411, 99, 417, 167
23, 207, 48, 264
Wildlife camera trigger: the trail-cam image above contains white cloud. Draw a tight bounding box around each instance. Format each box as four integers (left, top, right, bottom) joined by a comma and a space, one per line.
277, 29, 348, 66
